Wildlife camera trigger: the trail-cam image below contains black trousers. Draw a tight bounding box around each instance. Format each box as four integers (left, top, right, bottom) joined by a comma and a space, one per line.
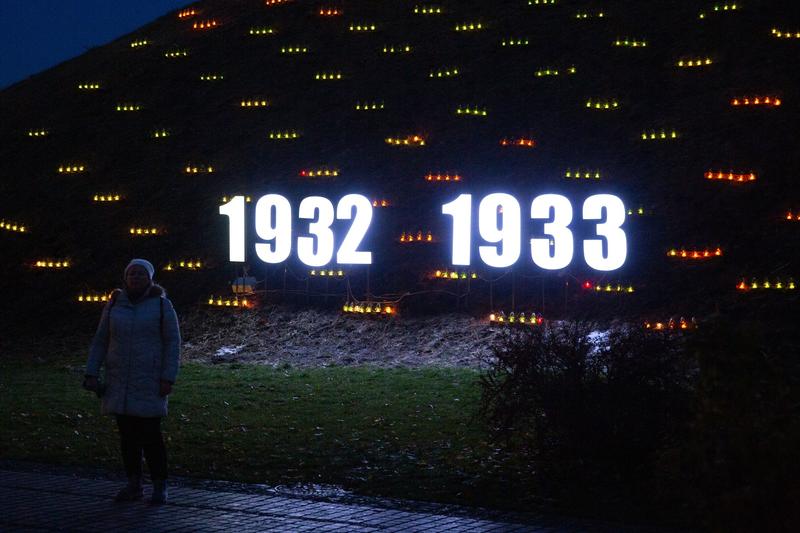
115, 414, 168, 480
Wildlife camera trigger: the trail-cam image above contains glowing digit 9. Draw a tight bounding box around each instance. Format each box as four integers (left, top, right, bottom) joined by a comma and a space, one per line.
254, 194, 292, 263
478, 193, 521, 268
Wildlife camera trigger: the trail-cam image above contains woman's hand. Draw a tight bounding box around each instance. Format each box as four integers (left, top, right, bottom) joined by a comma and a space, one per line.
159, 380, 173, 397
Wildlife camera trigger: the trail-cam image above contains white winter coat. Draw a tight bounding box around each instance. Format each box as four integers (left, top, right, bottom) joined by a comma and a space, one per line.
85, 285, 181, 417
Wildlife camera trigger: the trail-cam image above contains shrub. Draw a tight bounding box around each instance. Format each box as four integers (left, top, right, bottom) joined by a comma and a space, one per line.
480, 322, 696, 519
481, 319, 800, 529
678, 320, 800, 531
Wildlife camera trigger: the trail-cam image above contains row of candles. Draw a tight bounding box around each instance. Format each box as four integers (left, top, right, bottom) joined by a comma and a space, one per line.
53, 162, 760, 184
343, 302, 395, 314
179, 1, 714, 20
37, 260, 201, 270
69, 278, 798, 309
46, 157, 767, 190
489, 311, 544, 325
70, 82, 786, 111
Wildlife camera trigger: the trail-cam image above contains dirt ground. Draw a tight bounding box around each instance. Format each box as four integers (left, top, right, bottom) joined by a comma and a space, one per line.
180, 307, 508, 368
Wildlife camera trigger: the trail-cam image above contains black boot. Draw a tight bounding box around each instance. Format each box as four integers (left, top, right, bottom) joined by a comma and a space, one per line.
114, 476, 143, 502
150, 478, 168, 504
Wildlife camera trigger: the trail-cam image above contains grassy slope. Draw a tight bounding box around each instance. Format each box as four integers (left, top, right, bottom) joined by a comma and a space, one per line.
2, 0, 799, 331
0, 355, 537, 511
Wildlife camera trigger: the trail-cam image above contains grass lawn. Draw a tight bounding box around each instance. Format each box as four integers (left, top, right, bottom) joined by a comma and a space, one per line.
0, 356, 536, 510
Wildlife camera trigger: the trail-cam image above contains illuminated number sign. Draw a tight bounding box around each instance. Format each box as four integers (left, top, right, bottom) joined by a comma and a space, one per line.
220, 193, 627, 271
220, 194, 373, 266
442, 194, 626, 271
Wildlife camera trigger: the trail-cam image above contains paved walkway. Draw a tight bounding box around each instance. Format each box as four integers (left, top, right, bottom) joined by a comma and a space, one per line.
0, 466, 648, 532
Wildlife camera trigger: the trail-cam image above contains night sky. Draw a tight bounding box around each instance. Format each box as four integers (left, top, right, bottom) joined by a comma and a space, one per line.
0, 0, 190, 89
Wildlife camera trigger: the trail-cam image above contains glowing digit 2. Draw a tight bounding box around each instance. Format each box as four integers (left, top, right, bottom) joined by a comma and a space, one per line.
336, 194, 373, 264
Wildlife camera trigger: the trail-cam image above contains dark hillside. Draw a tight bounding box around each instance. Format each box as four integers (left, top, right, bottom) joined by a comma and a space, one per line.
1, 0, 799, 338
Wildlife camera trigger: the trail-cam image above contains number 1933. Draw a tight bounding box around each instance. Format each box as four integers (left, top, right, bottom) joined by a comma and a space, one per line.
442, 194, 626, 271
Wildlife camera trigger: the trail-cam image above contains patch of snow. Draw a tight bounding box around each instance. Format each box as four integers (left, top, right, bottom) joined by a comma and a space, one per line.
214, 344, 246, 357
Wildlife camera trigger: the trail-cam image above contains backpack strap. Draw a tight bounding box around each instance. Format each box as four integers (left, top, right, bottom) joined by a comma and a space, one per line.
108, 288, 122, 310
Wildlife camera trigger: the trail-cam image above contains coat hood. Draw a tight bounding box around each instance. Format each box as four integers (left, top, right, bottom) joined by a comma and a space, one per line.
112, 283, 166, 304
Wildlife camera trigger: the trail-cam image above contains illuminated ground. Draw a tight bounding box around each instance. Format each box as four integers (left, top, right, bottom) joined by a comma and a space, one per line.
180, 307, 504, 367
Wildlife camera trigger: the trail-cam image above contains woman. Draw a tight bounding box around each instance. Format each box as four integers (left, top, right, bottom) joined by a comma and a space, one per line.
83, 259, 181, 504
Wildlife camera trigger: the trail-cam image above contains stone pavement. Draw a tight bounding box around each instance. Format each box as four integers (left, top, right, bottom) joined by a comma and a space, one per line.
0, 466, 651, 532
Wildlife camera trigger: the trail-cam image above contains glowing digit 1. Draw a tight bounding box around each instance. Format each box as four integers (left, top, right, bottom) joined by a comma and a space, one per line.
297, 196, 335, 267
336, 194, 373, 264
254, 194, 292, 263
219, 195, 246, 262
530, 194, 574, 270
478, 193, 521, 268
583, 194, 627, 271
442, 194, 472, 266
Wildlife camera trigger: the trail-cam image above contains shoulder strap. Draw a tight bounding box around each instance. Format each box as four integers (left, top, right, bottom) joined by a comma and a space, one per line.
109, 289, 121, 310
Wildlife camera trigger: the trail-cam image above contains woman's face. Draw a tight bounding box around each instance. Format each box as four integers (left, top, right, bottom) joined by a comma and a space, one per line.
125, 265, 150, 292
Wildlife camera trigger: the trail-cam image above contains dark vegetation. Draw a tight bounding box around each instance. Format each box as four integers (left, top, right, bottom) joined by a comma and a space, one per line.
480, 314, 800, 531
